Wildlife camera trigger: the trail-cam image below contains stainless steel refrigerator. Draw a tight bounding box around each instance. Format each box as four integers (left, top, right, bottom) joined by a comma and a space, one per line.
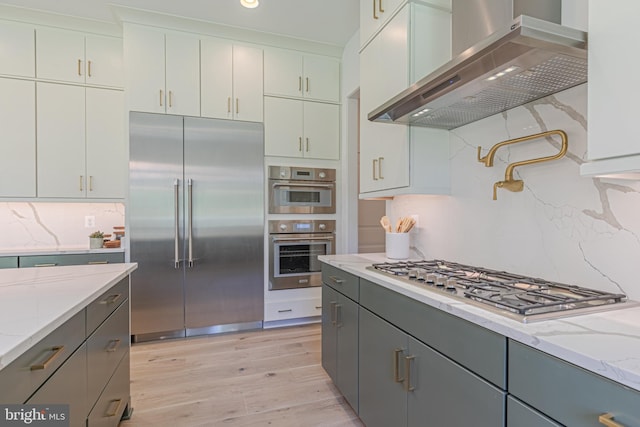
128, 112, 264, 342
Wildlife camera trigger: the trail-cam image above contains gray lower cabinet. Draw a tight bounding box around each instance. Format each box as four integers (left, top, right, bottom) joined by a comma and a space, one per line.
507, 396, 561, 427
87, 352, 131, 427
19, 252, 124, 267
26, 343, 89, 427
0, 256, 18, 268
359, 307, 505, 427
509, 340, 640, 427
321, 284, 359, 412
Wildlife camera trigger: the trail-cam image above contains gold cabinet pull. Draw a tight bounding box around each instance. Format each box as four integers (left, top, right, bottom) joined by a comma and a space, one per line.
34, 263, 57, 267
89, 175, 93, 191
100, 293, 122, 305
329, 275, 345, 285
315, 306, 322, 310
77, 59, 82, 76
335, 304, 342, 326
378, 157, 384, 179
373, 159, 378, 180
299, 137, 303, 152
79, 175, 84, 192
306, 137, 310, 152
329, 301, 337, 325
106, 339, 121, 353
306, 77, 309, 92
159, 89, 164, 106
277, 309, 293, 313
393, 348, 404, 382
404, 355, 416, 392
378, 0, 384, 13
227, 97, 231, 113
87, 60, 92, 77
299, 76, 302, 92
169, 90, 173, 108
373, 0, 378, 19
88, 261, 109, 265
236, 98, 239, 114
31, 346, 64, 370
105, 399, 123, 418
599, 413, 625, 427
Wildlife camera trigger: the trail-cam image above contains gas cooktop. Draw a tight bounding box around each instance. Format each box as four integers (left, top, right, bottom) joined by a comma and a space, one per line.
367, 260, 639, 323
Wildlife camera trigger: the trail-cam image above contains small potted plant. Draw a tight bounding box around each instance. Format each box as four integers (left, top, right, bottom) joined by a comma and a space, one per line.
89, 231, 104, 249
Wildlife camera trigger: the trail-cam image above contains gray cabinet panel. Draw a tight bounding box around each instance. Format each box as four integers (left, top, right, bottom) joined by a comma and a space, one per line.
0, 256, 18, 268
322, 263, 359, 301
86, 277, 129, 335
360, 278, 506, 388
87, 351, 131, 427
19, 252, 124, 268
27, 343, 88, 427
407, 336, 505, 427
509, 340, 640, 427
359, 307, 408, 427
321, 284, 338, 382
507, 396, 561, 427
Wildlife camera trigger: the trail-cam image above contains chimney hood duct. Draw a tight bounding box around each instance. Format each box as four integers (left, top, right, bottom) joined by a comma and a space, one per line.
368, 5, 587, 130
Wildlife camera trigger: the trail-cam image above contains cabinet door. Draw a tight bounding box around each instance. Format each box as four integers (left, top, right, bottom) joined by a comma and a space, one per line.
321, 284, 339, 382
85, 35, 123, 88
360, 0, 406, 48
200, 37, 233, 120
407, 336, 505, 427
86, 88, 125, 198
507, 396, 562, 427
123, 24, 165, 114
36, 27, 85, 84
27, 344, 88, 427
36, 83, 86, 198
233, 45, 264, 122
264, 48, 303, 98
165, 32, 200, 117
0, 78, 36, 197
264, 97, 304, 158
359, 307, 408, 427
0, 20, 35, 77
303, 101, 339, 160
336, 295, 359, 413
303, 55, 340, 103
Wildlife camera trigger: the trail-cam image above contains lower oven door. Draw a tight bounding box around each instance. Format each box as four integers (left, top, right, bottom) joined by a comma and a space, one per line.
269, 234, 334, 290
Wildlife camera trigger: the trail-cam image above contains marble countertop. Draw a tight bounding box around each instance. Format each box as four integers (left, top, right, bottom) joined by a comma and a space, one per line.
0, 247, 125, 256
0, 263, 138, 370
320, 253, 640, 392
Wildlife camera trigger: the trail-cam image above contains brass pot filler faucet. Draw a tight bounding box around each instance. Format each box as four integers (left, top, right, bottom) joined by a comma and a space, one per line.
477, 130, 568, 200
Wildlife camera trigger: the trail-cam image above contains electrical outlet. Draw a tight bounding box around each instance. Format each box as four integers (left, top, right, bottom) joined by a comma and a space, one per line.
85, 215, 95, 228
410, 214, 419, 228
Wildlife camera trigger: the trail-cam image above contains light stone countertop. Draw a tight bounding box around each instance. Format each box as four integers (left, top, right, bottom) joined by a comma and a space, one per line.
319, 253, 640, 392
0, 263, 138, 370
0, 247, 125, 256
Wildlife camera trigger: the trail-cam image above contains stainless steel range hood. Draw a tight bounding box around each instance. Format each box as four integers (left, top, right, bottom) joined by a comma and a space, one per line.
369, 14, 587, 130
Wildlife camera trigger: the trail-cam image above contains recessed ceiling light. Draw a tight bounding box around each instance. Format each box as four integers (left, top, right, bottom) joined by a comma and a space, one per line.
241, 0, 259, 8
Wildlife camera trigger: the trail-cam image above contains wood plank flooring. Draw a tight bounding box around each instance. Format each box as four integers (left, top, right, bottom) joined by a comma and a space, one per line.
120, 323, 363, 427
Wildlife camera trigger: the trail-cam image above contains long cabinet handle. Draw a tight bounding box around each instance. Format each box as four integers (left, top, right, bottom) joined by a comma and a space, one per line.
160, 89, 164, 107
335, 304, 342, 327
599, 413, 625, 427
99, 293, 122, 305
393, 348, 404, 383
306, 137, 310, 152
106, 339, 122, 353
378, 0, 385, 13
105, 399, 123, 418
169, 90, 173, 108
79, 175, 84, 192
236, 98, 239, 114
227, 97, 231, 113
378, 157, 385, 179
404, 355, 416, 392
87, 60, 92, 77
88, 260, 108, 265
31, 346, 64, 371
187, 178, 194, 268
299, 137, 303, 152
299, 76, 302, 92
174, 179, 180, 268
34, 263, 57, 267
373, 0, 378, 19
328, 275, 345, 285
89, 175, 93, 192
373, 159, 378, 180
78, 59, 82, 76
306, 77, 309, 93
330, 301, 337, 325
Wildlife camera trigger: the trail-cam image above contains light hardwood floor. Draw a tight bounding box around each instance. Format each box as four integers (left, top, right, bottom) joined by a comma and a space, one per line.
120, 323, 363, 427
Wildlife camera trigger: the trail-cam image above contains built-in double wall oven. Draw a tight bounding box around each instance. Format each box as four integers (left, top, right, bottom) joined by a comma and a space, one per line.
267, 166, 336, 290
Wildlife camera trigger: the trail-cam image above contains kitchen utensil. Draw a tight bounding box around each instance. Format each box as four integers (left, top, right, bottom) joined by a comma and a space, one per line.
380, 216, 392, 233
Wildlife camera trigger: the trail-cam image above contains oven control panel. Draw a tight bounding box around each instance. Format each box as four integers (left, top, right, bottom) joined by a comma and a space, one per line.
269, 220, 335, 234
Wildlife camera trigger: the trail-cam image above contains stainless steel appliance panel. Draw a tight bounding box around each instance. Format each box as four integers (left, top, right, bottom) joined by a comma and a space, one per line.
183, 117, 264, 329
268, 166, 336, 214
129, 112, 185, 336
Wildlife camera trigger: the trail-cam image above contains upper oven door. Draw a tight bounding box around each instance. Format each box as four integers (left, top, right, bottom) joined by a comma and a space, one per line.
269, 181, 336, 214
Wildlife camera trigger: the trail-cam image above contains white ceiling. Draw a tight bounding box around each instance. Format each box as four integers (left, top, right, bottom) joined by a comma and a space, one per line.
0, 0, 360, 47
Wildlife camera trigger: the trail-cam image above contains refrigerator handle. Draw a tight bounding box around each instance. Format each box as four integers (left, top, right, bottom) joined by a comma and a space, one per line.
174, 179, 180, 269
188, 178, 194, 268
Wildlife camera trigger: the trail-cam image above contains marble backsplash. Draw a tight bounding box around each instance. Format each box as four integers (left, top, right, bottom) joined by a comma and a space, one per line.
0, 202, 125, 251
388, 83, 640, 301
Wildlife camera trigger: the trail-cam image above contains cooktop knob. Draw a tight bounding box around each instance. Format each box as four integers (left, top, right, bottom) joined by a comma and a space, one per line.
426, 274, 436, 284
446, 278, 457, 290
436, 277, 446, 287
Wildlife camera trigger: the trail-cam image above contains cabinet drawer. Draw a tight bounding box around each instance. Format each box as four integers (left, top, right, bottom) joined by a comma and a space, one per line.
321, 264, 359, 301
19, 252, 124, 268
87, 351, 130, 427
509, 340, 640, 426
0, 309, 85, 403
0, 256, 18, 268
265, 298, 322, 321
87, 300, 129, 406
86, 277, 129, 335
507, 396, 561, 427
26, 343, 88, 427
360, 279, 506, 389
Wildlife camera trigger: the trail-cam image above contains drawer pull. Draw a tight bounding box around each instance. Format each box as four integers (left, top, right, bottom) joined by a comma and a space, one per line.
599, 413, 625, 427
105, 399, 123, 418
404, 355, 415, 392
393, 348, 404, 383
315, 306, 322, 309
34, 263, 57, 267
329, 276, 345, 285
100, 293, 122, 305
31, 345, 64, 370
277, 309, 293, 313
106, 339, 122, 353
88, 260, 109, 265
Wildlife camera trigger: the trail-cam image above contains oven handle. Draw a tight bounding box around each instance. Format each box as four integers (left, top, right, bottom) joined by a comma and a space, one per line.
271, 182, 334, 189
272, 236, 334, 243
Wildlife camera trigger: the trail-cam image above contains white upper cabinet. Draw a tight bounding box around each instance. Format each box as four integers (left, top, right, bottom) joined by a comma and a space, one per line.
581, 0, 640, 178
201, 38, 263, 122
359, 2, 451, 197
0, 78, 36, 197
124, 24, 200, 116
0, 20, 35, 78
264, 48, 340, 103
36, 27, 123, 87
360, 0, 405, 48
